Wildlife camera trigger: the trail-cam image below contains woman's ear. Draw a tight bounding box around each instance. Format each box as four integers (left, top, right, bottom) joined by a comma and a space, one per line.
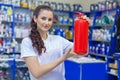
33, 16, 37, 23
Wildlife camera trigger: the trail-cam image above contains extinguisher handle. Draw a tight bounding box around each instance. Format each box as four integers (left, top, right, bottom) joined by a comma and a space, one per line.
74, 12, 84, 17
74, 12, 91, 25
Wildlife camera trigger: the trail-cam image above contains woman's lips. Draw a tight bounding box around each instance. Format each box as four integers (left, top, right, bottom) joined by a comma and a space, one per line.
44, 26, 49, 29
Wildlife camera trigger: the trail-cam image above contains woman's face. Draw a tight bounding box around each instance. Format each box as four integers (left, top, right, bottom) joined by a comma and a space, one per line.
34, 10, 54, 32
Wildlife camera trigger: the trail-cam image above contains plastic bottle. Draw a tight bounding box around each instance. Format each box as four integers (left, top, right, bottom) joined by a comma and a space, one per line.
74, 12, 89, 55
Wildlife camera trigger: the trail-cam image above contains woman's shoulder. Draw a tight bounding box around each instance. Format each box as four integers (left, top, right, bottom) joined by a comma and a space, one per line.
49, 34, 63, 40
21, 37, 32, 43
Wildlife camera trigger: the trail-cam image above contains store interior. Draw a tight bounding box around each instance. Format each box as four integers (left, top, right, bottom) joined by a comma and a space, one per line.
0, 0, 120, 80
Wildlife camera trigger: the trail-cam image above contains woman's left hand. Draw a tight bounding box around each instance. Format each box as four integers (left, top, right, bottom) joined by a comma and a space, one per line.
81, 15, 91, 25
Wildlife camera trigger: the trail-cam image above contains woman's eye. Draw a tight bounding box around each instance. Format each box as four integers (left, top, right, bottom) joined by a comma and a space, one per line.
48, 18, 52, 21
41, 17, 46, 20
41, 17, 53, 21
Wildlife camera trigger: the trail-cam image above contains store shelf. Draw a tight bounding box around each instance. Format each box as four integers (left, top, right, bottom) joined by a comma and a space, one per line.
0, 21, 13, 24
107, 72, 118, 77
54, 10, 73, 13
0, 58, 14, 61
107, 56, 116, 59
15, 59, 24, 62
14, 21, 30, 25
91, 39, 110, 43
94, 24, 113, 27
109, 63, 118, 70
53, 23, 72, 27
93, 8, 117, 13
14, 6, 30, 10
89, 53, 106, 57
0, 37, 12, 39
0, 3, 14, 7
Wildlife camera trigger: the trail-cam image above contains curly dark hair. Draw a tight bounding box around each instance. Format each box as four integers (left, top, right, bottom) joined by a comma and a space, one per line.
29, 5, 54, 55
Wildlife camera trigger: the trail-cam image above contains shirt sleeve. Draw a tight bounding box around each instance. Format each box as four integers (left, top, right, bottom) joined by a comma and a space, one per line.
21, 38, 37, 58
60, 37, 73, 53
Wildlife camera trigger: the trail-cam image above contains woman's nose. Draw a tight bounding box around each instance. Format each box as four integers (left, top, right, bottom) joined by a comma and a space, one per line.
45, 20, 49, 24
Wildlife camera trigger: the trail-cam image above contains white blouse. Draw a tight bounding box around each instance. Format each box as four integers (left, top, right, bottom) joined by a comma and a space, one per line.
21, 34, 73, 80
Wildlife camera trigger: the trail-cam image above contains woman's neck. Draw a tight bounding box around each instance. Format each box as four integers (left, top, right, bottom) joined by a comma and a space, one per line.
40, 32, 48, 40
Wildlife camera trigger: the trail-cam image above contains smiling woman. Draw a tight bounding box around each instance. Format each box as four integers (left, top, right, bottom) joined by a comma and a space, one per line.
20, 5, 90, 80
20, 5, 76, 80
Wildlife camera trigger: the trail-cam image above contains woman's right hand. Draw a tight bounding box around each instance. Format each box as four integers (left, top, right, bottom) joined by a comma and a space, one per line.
63, 48, 77, 59
63, 48, 88, 60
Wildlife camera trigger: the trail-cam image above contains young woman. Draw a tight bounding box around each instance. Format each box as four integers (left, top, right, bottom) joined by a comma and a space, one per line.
21, 5, 90, 80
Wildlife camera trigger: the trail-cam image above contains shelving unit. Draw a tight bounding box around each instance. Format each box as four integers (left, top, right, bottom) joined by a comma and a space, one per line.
13, 6, 33, 80
86, 6, 120, 80
106, 8, 120, 80
0, 2, 32, 80
0, 3, 17, 80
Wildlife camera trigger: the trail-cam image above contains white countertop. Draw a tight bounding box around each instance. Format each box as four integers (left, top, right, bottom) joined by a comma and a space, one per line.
67, 56, 106, 63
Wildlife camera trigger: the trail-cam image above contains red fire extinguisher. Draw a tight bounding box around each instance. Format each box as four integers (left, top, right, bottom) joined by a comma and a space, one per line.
74, 12, 89, 55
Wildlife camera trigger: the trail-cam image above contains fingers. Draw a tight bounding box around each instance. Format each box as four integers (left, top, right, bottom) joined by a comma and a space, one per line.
64, 48, 76, 58
66, 48, 72, 54
81, 15, 92, 25
64, 48, 88, 59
